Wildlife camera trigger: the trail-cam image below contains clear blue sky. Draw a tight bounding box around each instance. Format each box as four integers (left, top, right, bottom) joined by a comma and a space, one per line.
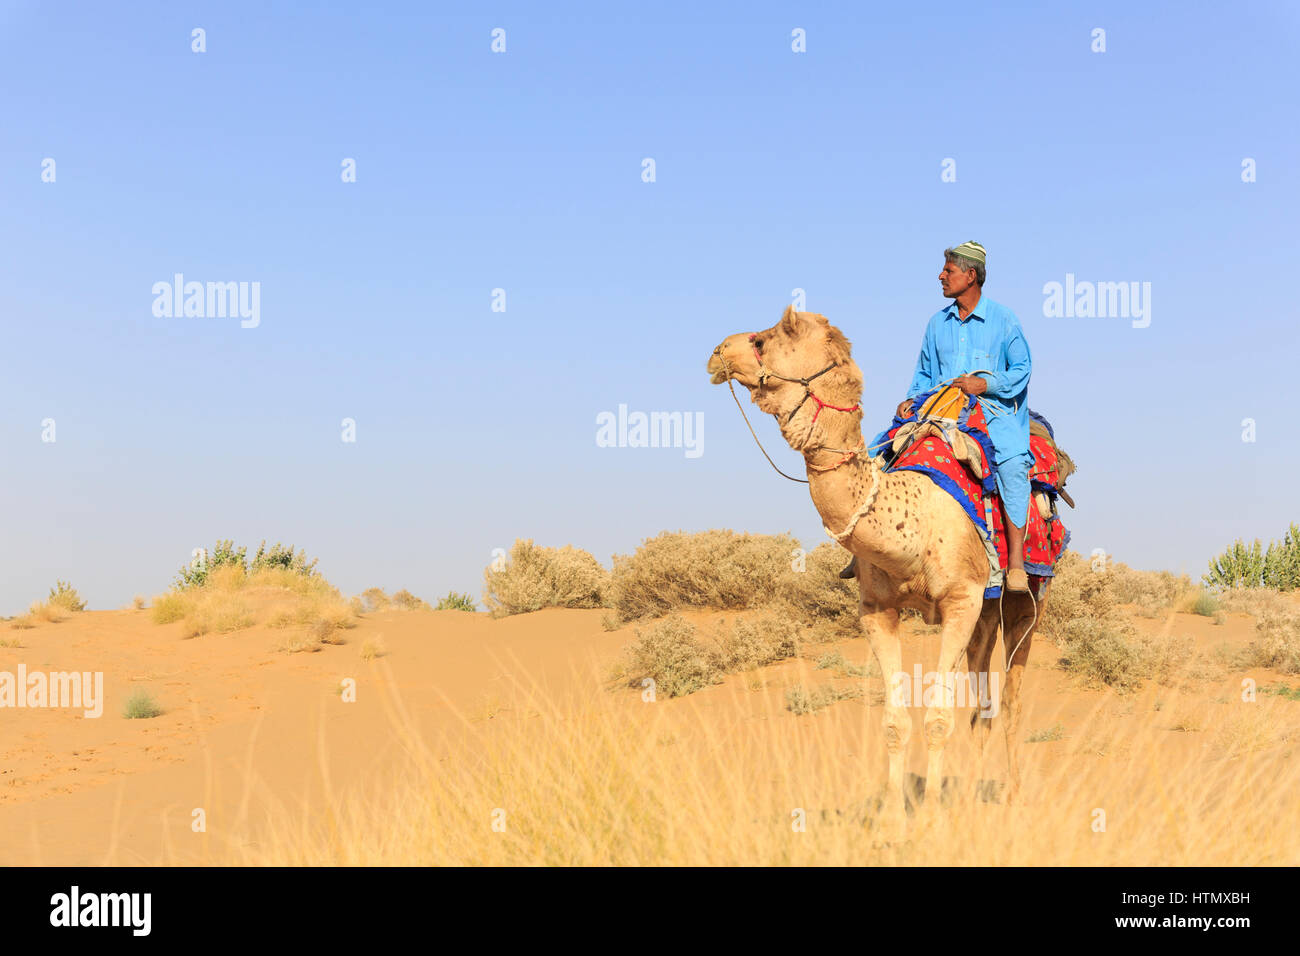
3, 0, 1297, 613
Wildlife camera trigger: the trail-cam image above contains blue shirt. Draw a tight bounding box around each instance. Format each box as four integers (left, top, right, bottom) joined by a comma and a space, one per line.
906, 295, 1032, 464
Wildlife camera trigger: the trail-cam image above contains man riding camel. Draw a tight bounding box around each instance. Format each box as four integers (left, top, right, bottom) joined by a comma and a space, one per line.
841, 241, 1035, 592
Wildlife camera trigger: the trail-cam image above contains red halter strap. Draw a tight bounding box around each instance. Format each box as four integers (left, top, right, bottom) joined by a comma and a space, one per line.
748, 333, 861, 425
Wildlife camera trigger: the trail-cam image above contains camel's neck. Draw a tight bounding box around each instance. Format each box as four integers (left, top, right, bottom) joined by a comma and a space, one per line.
783, 403, 905, 562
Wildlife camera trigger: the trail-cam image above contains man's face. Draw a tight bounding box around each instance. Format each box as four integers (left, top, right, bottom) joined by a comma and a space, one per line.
939, 258, 976, 298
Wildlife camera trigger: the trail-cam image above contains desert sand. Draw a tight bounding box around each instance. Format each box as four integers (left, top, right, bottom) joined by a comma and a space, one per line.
2, 589, 1297, 866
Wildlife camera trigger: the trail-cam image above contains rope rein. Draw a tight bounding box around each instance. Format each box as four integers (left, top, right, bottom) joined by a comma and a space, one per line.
822, 456, 881, 543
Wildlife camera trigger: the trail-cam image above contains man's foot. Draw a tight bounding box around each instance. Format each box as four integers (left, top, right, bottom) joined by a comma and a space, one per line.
1005, 568, 1030, 593
839, 555, 858, 579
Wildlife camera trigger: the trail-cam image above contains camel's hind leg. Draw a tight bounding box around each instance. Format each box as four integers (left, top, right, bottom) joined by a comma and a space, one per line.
858, 601, 908, 838
999, 591, 1040, 805
923, 590, 985, 807
965, 605, 1002, 793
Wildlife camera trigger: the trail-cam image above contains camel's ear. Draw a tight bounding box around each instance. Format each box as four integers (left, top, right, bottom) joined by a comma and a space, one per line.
780, 304, 799, 334
810, 312, 829, 325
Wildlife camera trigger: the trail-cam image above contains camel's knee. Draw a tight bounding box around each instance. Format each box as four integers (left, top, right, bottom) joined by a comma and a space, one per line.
882, 708, 911, 753
923, 707, 954, 750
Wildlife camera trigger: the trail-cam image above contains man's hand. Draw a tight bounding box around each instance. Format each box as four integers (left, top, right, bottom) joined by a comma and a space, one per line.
954, 374, 988, 396
896, 398, 915, 418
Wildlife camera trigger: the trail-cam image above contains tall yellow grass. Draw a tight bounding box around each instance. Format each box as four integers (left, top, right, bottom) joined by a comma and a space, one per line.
222, 661, 1300, 866
150, 564, 356, 642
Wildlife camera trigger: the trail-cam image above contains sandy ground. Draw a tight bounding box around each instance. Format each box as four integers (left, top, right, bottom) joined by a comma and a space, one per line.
1, 599, 1296, 865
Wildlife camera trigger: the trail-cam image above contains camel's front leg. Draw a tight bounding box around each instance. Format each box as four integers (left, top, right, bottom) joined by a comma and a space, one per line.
923, 593, 984, 807
964, 607, 1001, 786
859, 603, 908, 838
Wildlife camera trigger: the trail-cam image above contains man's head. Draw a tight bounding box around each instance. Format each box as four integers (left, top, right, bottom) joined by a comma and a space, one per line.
940, 240, 986, 298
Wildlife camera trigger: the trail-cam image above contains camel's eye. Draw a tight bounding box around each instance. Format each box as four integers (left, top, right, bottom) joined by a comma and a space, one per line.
752, 338, 763, 349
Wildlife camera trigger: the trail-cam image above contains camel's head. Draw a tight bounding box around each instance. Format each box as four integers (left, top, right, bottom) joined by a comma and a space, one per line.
707, 305, 863, 428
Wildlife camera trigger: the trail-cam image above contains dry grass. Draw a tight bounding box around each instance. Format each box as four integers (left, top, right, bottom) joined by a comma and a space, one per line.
151, 564, 356, 641
785, 682, 863, 714
1241, 611, 1300, 674
1042, 552, 1196, 692
8, 600, 71, 629
616, 613, 801, 698
392, 589, 429, 610
608, 531, 859, 641
221, 674, 1300, 866
482, 539, 609, 617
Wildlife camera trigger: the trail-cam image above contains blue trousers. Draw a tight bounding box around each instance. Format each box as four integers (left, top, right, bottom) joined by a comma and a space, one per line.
995, 451, 1034, 529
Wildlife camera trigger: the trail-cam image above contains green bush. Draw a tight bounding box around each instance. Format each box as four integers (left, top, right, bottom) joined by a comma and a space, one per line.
123, 690, 163, 719
434, 592, 477, 612
175, 539, 318, 590
1205, 525, 1300, 591
47, 580, 87, 612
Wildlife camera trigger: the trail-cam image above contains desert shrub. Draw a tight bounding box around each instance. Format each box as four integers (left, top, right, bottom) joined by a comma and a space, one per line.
775, 543, 861, 637
1185, 590, 1221, 617
1217, 587, 1291, 617
47, 580, 87, 612
1109, 564, 1193, 615
1027, 723, 1066, 743
359, 588, 391, 612
1043, 552, 1194, 691
360, 637, 387, 661
609, 530, 796, 622
392, 589, 430, 610
815, 649, 875, 678
608, 531, 858, 630
153, 557, 353, 640
482, 539, 608, 618
785, 683, 862, 715
622, 613, 800, 699
1242, 612, 1300, 674
624, 616, 720, 698
249, 541, 319, 577
435, 592, 477, 612
7, 601, 69, 629
175, 540, 318, 590
123, 691, 163, 719
714, 617, 799, 672
131, 595, 146, 610
1039, 551, 1112, 635
1054, 615, 1194, 693
150, 592, 189, 624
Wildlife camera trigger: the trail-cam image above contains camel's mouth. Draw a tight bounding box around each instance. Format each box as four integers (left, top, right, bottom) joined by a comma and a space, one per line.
707, 351, 729, 385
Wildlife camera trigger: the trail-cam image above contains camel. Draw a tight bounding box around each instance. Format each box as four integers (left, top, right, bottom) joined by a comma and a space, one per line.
707, 306, 1045, 834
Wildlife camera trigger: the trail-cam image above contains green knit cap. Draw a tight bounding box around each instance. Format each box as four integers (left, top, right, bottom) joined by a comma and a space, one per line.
950, 240, 986, 264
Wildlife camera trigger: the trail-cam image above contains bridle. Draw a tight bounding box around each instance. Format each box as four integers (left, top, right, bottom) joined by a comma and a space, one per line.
716, 334, 865, 484
747, 333, 860, 427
